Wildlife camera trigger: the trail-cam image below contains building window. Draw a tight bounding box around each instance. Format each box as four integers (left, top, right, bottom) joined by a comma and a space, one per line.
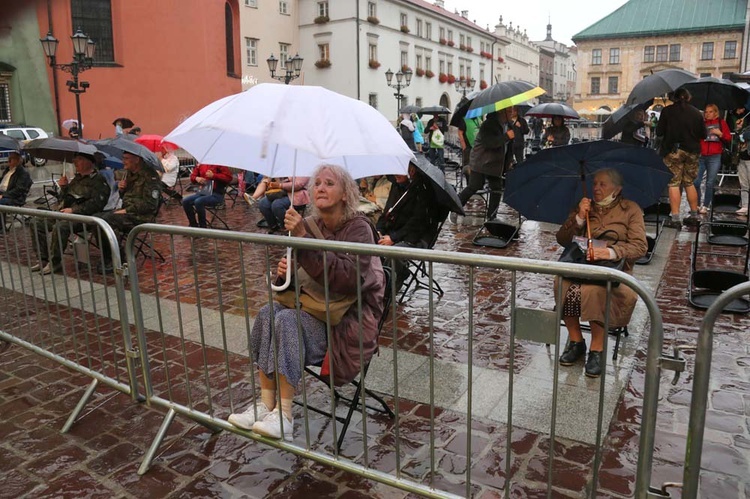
701, 42, 714, 60
425, 56, 432, 71
368, 2, 376, 18
279, 43, 290, 65
591, 77, 600, 94
447, 61, 453, 74
317, 1, 328, 17
459, 64, 465, 78
245, 38, 258, 66
467, 36, 472, 50
0, 83, 10, 123
439, 27, 445, 40
656, 45, 668, 62
608, 76, 618, 94
401, 51, 409, 68
245, 0, 257, 6
722, 72, 733, 79
279, 1, 289, 14
425, 22, 432, 40
400, 13, 407, 27
725, 40, 737, 59
224, 2, 235, 74
439, 59, 445, 74
416, 19, 422, 37
368, 93, 378, 109
416, 54, 422, 70
415, 97, 423, 108
643, 46, 655, 62
699, 72, 712, 78
318, 43, 330, 61
71, 0, 115, 63
447, 30, 453, 42
369, 43, 377, 62
591, 49, 601, 65
479, 67, 485, 82
609, 48, 619, 64
669, 44, 681, 62
459, 34, 465, 47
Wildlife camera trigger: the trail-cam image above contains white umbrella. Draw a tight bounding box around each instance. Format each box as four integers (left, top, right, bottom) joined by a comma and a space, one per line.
593, 108, 612, 116
165, 83, 414, 178
165, 83, 414, 289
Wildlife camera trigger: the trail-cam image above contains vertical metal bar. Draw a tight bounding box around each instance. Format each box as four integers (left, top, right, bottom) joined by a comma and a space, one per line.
429, 262, 436, 488
465, 264, 474, 498
212, 237, 234, 414
505, 270, 517, 499
322, 250, 339, 455
290, 247, 311, 448
548, 277, 564, 499
390, 256, 402, 479
93, 224, 123, 383
355, 255, 369, 462
236, 242, 255, 417
190, 235, 213, 415
590, 282, 612, 497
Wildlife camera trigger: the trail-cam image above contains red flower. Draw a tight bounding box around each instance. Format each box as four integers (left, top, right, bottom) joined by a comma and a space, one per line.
415, 68, 425, 77
480, 80, 488, 89
447, 40, 455, 47
438, 73, 447, 83
498, 56, 505, 63
439, 38, 447, 45
446, 74, 456, 84
425, 70, 435, 78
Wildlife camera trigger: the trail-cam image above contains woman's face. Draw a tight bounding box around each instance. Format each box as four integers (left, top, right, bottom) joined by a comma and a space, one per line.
552, 116, 564, 127
592, 173, 619, 202
313, 168, 345, 212
704, 106, 718, 120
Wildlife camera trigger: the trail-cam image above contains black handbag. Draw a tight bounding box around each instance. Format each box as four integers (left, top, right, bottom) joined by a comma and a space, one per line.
558, 242, 625, 287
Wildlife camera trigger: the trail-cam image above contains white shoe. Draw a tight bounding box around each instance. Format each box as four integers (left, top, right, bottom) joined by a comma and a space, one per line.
252, 408, 293, 440
698, 205, 708, 215
30, 263, 43, 272
243, 193, 257, 207
227, 402, 271, 430
736, 207, 748, 215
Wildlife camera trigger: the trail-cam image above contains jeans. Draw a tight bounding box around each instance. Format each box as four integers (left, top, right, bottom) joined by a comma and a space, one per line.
428, 148, 445, 171
739, 159, 750, 208
182, 192, 224, 228
693, 154, 722, 207
258, 196, 291, 229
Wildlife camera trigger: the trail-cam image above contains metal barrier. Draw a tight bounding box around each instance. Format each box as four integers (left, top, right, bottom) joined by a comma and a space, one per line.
681, 281, 750, 498
0, 206, 139, 432
125, 222, 670, 498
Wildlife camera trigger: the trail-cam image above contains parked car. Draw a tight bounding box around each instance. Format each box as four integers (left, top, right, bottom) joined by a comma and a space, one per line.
0, 125, 50, 166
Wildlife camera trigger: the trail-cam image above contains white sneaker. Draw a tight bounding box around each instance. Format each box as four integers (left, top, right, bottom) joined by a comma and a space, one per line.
736, 207, 748, 215
30, 263, 43, 272
227, 402, 271, 430
252, 408, 293, 440
243, 193, 257, 207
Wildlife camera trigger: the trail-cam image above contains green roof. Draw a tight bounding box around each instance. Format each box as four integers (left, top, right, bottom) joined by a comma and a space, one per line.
572, 0, 747, 42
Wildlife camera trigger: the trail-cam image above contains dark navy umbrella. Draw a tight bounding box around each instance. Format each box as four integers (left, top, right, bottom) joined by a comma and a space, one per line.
503, 141, 672, 225
411, 153, 464, 215
678, 77, 749, 112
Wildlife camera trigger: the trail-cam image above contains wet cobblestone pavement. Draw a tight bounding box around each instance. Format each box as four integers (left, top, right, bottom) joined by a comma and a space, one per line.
1, 180, 749, 498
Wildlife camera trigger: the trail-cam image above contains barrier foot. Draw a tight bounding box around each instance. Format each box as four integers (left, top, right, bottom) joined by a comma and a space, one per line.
61, 378, 99, 434
138, 407, 176, 475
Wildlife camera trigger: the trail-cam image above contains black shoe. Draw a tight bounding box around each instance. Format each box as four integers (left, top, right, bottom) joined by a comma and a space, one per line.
683, 215, 701, 227
585, 351, 602, 378
559, 340, 586, 366
664, 218, 682, 229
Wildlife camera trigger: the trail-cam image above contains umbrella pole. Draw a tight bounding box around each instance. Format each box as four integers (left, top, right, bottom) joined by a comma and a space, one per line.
581, 166, 594, 261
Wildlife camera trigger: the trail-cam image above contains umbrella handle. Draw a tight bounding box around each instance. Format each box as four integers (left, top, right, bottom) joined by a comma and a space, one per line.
270, 247, 293, 292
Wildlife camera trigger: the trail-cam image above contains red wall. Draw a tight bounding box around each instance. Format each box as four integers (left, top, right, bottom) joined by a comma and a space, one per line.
36, 0, 241, 139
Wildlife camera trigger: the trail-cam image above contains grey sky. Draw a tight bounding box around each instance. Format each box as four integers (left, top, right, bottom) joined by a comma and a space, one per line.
443, 0, 629, 46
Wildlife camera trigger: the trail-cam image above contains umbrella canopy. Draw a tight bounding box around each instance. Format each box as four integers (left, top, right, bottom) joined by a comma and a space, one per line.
466, 80, 545, 119
399, 105, 421, 114
678, 77, 749, 111
23, 137, 98, 162
165, 83, 413, 178
411, 153, 464, 215
601, 102, 651, 140
62, 119, 82, 131
93, 137, 163, 172
626, 69, 697, 106
525, 102, 580, 119
134, 134, 179, 153
0, 134, 21, 152
113, 117, 135, 129
419, 105, 451, 115
503, 141, 673, 225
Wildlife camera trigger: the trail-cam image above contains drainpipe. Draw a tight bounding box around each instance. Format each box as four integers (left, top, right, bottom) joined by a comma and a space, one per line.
46, 0, 61, 136
491, 39, 497, 83
356, 0, 361, 99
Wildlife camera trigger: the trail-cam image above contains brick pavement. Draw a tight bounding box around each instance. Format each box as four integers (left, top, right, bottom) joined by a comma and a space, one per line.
0, 183, 749, 497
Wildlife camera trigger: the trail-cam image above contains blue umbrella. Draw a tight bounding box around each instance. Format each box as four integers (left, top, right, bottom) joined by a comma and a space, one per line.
503, 140, 673, 225
92, 137, 163, 172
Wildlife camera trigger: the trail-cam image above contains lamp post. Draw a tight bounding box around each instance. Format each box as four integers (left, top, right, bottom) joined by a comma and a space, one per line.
385, 68, 412, 116
267, 53, 303, 84
454, 77, 476, 97
40, 28, 96, 139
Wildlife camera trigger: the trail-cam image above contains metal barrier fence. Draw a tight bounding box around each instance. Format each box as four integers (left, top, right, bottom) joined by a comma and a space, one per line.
681, 281, 750, 499
124, 222, 670, 498
0, 206, 139, 432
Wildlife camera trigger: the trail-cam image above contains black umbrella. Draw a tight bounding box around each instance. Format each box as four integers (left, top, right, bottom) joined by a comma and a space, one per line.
466, 80, 545, 119
23, 137, 99, 162
0, 134, 20, 152
503, 141, 672, 225
601, 101, 651, 140
678, 77, 749, 111
626, 69, 696, 106
93, 137, 163, 172
525, 102, 580, 119
450, 92, 482, 127
419, 105, 451, 115
113, 117, 135, 129
399, 105, 421, 114
411, 153, 464, 215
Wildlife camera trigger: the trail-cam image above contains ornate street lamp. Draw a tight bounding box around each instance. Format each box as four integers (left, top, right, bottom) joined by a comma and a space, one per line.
40, 27, 96, 138
267, 53, 303, 84
455, 77, 476, 97
385, 68, 412, 114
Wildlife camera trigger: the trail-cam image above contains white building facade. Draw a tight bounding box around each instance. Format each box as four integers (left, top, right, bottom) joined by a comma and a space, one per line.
492, 17, 540, 86
534, 23, 577, 104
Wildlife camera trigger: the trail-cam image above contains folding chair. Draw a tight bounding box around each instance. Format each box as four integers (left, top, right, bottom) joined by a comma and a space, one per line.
294, 266, 395, 451
636, 200, 669, 265
398, 212, 448, 304
473, 212, 522, 249
206, 200, 230, 230
129, 199, 166, 267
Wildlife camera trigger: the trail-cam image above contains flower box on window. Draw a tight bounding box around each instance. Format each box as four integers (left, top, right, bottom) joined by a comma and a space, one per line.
425, 69, 435, 78
447, 40, 455, 47
401, 65, 411, 73
439, 38, 447, 45
447, 74, 456, 84
400, 25, 410, 33
480, 79, 488, 89
466, 46, 474, 53
459, 44, 466, 51
315, 59, 332, 69
314, 15, 330, 24
368, 60, 381, 69
498, 56, 505, 63
367, 16, 380, 25
438, 72, 448, 83
480, 51, 492, 59
415, 68, 425, 77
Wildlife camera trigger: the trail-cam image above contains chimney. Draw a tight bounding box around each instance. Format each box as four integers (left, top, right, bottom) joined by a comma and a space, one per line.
434, 0, 444, 8
461, 10, 468, 18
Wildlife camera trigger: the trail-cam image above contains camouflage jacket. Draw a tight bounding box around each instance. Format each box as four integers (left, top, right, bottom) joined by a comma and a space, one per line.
60, 171, 111, 216
121, 167, 162, 222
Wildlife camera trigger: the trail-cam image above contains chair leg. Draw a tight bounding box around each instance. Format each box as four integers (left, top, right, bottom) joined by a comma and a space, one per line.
608, 326, 628, 361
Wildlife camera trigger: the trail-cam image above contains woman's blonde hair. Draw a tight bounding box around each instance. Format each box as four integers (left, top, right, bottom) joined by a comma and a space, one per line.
306, 163, 360, 222
705, 103, 719, 115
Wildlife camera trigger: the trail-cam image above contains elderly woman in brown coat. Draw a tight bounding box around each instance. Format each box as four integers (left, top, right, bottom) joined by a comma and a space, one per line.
228, 164, 385, 440
556, 168, 647, 377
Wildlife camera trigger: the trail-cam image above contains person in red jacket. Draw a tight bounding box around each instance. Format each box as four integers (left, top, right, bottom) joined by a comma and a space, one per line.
182, 163, 233, 228
694, 103, 731, 214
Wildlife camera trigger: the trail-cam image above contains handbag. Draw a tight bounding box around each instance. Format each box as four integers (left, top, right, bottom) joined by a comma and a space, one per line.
196, 180, 213, 197
558, 241, 625, 287
274, 217, 358, 325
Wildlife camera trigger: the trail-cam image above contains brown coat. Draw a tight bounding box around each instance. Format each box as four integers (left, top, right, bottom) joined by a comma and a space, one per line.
296, 215, 385, 385
555, 197, 647, 327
